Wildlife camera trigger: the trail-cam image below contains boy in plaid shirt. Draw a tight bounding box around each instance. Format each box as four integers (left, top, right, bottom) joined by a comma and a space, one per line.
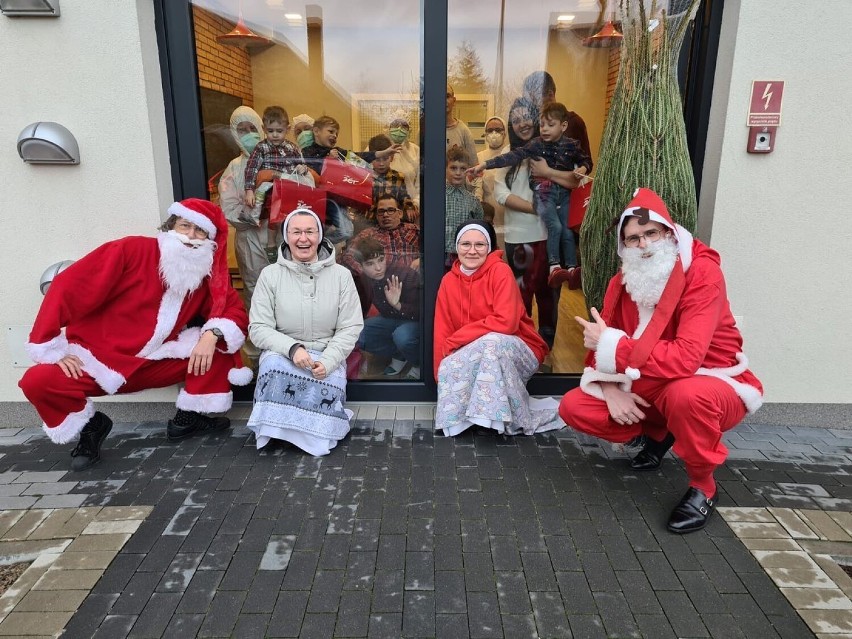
445, 146, 484, 269
244, 106, 306, 209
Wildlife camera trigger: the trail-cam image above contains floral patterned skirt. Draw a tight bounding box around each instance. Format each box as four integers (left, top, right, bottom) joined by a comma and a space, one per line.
435, 332, 563, 437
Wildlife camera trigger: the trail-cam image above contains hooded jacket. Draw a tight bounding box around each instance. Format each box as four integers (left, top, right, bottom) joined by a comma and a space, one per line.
433, 250, 548, 380
219, 107, 265, 230
249, 238, 364, 373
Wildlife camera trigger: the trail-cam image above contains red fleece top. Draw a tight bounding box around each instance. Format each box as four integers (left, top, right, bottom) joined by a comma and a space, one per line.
433, 250, 548, 380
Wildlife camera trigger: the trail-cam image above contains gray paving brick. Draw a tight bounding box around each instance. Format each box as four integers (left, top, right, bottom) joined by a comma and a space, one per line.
500, 613, 537, 638
463, 552, 495, 592
281, 551, 320, 590
372, 569, 404, 613
335, 589, 371, 637
260, 534, 296, 571
176, 569, 224, 614
529, 591, 571, 638
343, 550, 377, 590
268, 590, 309, 637
368, 612, 403, 639
555, 571, 596, 615
636, 551, 682, 591
128, 591, 180, 638
634, 613, 677, 638
92, 614, 137, 639
197, 590, 245, 638
156, 552, 202, 593
466, 590, 501, 639
296, 612, 336, 639
161, 613, 205, 638
220, 550, 263, 590
435, 613, 470, 639
578, 550, 620, 592
655, 590, 709, 637
242, 570, 285, 614
616, 570, 662, 615
306, 570, 343, 614
110, 571, 162, 615
495, 571, 530, 615
60, 592, 119, 639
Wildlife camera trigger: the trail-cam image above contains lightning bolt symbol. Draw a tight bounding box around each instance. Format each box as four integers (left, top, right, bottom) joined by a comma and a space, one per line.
762, 83, 773, 110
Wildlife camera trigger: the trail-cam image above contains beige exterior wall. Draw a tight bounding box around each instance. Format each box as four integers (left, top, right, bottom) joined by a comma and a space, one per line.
0, 0, 849, 407
0, 0, 175, 403
699, 0, 852, 402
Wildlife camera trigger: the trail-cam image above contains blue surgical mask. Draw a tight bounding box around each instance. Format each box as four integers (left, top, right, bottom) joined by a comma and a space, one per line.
297, 130, 314, 149
239, 132, 261, 154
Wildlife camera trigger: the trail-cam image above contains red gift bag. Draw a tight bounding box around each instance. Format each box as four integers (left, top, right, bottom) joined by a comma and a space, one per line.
568, 180, 593, 232
270, 178, 327, 226
321, 158, 373, 209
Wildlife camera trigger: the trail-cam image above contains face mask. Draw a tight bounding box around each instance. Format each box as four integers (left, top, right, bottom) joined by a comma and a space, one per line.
239, 132, 261, 154
485, 131, 505, 149
389, 127, 409, 144
297, 130, 314, 149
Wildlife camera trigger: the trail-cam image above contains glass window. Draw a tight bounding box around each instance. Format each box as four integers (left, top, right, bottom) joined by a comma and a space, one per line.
191, 1, 424, 382
449, 1, 618, 374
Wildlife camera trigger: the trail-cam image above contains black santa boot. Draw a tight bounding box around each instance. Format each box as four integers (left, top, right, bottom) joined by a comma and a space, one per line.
167, 409, 230, 441
70, 412, 113, 471
630, 432, 675, 470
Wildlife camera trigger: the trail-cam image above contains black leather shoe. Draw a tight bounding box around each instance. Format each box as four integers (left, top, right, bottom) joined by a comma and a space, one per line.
70, 411, 113, 471
667, 487, 717, 534
167, 410, 230, 441
630, 433, 675, 470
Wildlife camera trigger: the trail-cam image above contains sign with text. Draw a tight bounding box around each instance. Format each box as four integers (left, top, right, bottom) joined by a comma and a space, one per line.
748, 80, 785, 127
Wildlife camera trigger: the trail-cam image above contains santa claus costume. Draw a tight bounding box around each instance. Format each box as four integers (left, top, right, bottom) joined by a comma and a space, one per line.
559, 188, 763, 533
19, 198, 252, 469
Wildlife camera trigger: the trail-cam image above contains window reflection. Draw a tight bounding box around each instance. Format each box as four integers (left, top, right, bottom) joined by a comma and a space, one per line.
449, 1, 616, 374
192, 0, 423, 381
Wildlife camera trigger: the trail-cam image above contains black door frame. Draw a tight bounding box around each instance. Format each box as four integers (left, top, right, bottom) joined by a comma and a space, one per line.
152, 0, 722, 402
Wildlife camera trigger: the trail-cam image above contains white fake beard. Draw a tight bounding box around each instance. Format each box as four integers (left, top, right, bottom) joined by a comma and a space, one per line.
157, 231, 215, 295
621, 237, 679, 308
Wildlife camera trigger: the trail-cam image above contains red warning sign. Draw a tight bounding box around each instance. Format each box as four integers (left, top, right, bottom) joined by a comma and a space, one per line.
748, 81, 784, 127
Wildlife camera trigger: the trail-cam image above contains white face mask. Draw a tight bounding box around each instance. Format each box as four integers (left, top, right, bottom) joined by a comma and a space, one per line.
485, 131, 505, 149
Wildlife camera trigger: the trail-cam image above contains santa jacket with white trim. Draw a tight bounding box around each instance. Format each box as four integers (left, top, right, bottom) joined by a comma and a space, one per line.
582, 239, 763, 412
25, 236, 248, 394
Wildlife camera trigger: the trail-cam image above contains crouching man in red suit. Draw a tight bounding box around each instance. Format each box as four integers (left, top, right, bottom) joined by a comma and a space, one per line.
559, 188, 763, 533
19, 199, 253, 471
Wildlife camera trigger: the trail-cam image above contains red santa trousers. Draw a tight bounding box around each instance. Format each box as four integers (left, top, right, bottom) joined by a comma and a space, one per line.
19, 350, 234, 433
559, 375, 746, 496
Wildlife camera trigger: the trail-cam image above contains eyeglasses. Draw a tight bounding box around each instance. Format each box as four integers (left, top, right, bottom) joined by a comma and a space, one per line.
623, 228, 664, 247
287, 229, 318, 238
376, 207, 399, 215
458, 241, 488, 252
485, 128, 505, 134
174, 220, 209, 239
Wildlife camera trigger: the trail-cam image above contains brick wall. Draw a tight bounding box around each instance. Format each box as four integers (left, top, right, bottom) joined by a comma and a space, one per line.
605, 46, 620, 115
192, 5, 254, 106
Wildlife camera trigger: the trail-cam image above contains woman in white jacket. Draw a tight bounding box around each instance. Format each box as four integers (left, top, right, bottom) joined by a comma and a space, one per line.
247, 209, 364, 455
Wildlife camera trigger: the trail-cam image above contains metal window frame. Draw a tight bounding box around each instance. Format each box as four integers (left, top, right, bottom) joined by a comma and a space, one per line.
152, 0, 720, 402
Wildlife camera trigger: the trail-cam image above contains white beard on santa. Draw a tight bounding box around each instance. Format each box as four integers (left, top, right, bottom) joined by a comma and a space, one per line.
157, 230, 216, 295
620, 236, 679, 308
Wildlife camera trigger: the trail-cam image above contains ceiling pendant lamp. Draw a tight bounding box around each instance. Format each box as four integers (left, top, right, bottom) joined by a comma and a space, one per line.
217, 10, 271, 48
582, 19, 623, 48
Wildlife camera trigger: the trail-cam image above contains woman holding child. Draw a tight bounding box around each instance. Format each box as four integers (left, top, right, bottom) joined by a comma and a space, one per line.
433, 220, 563, 437
247, 209, 363, 456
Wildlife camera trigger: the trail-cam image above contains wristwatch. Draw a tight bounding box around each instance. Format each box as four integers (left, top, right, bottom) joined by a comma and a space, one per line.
207, 328, 224, 339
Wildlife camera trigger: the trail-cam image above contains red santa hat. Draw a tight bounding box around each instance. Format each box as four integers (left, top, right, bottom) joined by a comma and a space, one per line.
616, 187, 693, 271
167, 198, 253, 386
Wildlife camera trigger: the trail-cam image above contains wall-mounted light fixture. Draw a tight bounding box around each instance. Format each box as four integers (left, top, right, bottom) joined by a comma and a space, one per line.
0, 0, 59, 17
17, 122, 80, 164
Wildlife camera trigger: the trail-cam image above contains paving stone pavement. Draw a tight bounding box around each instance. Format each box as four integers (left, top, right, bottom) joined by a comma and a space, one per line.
0, 405, 851, 637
